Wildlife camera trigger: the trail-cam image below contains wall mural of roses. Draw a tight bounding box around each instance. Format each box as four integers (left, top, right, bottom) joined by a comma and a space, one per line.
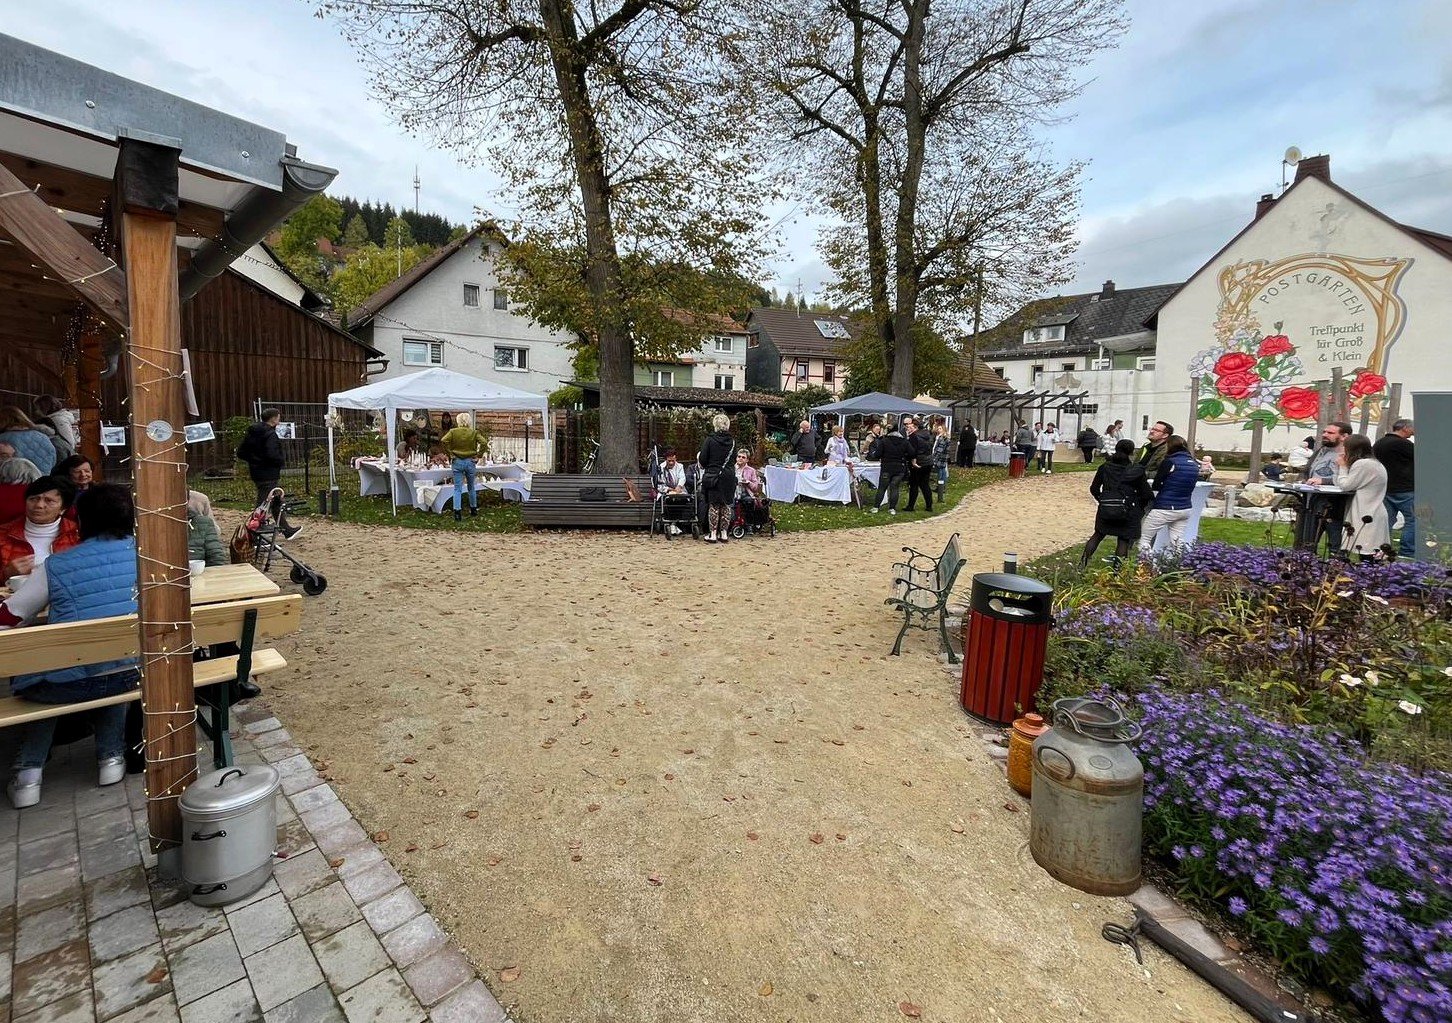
1190, 319, 1310, 430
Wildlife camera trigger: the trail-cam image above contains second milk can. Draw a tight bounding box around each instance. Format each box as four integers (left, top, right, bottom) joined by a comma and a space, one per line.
1029, 697, 1144, 896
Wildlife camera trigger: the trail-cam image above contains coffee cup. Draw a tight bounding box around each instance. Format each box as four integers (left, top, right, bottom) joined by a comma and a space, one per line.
188, 560, 206, 577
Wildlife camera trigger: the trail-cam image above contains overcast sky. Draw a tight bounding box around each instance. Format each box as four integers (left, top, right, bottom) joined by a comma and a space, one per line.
8, 0, 1452, 305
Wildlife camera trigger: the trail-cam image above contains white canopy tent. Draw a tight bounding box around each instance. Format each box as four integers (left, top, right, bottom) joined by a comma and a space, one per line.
327, 368, 550, 513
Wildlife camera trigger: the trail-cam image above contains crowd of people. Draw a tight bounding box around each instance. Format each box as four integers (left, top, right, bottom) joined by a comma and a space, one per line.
1076, 415, 1416, 567
0, 401, 290, 809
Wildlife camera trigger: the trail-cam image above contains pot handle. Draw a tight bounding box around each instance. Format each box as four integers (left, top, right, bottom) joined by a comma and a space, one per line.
191, 830, 227, 842
193, 882, 229, 896
215, 769, 245, 787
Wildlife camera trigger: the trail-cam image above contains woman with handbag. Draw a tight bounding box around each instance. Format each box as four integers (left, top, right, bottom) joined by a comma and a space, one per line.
1080, 438, 1154, 569
697, 414, 737, 544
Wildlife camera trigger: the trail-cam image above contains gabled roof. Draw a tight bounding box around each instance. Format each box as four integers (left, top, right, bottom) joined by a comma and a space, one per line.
1146, 156, 1452, 324
979, 282, 1181, 359
347, 224, 503, 327
257, 241, 330, 312
747, 307, 860, 358
949, 351, 1014, 392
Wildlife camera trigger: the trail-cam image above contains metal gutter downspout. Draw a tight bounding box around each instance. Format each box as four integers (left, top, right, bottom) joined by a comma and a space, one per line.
177, 154, 338, 301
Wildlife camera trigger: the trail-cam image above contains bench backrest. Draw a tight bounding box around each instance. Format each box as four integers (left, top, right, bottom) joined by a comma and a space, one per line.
0, 594, 303, 678
527, 474, 654, 503
939, 534, 964, 593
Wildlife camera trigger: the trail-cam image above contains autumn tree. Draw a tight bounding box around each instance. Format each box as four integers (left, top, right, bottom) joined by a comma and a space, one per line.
320, 0, 771, 474
748, 0, 1124, 396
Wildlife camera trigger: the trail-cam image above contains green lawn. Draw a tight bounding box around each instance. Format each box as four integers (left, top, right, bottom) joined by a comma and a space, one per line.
189, 464, 1010, 535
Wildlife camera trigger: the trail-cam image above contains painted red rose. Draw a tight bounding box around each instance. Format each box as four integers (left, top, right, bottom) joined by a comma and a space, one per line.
1216, 371, 1258, 400
1257, 334, 1294, 357
1349, 372, 1387, 398
1278, 386, 1321, 422
1214, 352, 1258, 376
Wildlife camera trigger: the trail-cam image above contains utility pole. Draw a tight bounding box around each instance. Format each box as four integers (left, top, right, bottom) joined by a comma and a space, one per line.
413, 165, 420, 215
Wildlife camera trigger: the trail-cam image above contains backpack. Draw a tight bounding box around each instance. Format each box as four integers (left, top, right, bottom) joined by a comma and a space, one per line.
1098, 472, 1142, 524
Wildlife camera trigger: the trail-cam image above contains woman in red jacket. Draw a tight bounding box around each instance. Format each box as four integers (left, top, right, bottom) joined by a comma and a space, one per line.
0, 476, 80, 579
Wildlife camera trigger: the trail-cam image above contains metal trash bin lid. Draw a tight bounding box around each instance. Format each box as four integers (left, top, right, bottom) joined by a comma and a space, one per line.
180, 766, 281, 825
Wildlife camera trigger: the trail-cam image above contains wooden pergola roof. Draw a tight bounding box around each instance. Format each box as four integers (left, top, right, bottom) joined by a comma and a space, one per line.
0, 33, 337, 852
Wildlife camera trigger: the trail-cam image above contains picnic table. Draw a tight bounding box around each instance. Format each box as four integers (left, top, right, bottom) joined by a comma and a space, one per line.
765, 464, 879, 505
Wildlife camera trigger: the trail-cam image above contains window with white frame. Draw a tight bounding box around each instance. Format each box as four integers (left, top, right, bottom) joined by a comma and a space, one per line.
494, 345, 528, 371
1023, 324, 1066, 343
463, 284, 479, 307
403, 339, 444, 366
795, 359, 809, 382
1061, 362, 1076, 372
1136, 356, 1156, 371
1090, 358, 1111, 370
652, 369, 674, 387
493, 288, 509, 310
713, 335, 733, 353
714, 374, 734, 390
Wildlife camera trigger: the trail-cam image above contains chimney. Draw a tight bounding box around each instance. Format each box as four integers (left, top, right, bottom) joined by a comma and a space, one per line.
1294, 154, 1331, 184
1100, 280, 1116, 300
1255, 193, 1277, 220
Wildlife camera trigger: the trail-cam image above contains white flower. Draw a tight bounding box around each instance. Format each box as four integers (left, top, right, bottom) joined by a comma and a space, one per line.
1397, 700, 1424, 716
1337, 590, 1354, 598
1365, 594, 1389, 606
1427, 540, 1439, 549
1338, 674, 1362, 688
1441, 667, 1452, 678
1364, 670, 1380, 687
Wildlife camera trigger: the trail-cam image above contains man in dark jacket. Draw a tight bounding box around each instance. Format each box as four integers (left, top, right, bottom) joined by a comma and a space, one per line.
784, 420, 817, 464
1373, 418, 1415, 558
236, 409, 301, 540
1138, 421, 1173, 476
904, 418, 934, 511
869, 423, 912, 514
957, 423, 977, 468
1076, 426, 1100, 463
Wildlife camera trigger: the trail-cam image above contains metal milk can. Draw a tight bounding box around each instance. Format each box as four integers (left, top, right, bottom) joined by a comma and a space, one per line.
180, 765, 281, 907
1029, 697, 1144, 896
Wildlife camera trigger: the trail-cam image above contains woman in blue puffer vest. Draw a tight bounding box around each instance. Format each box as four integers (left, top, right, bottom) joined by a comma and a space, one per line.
1, 485, 139, 809
1138, 435, 1200, 555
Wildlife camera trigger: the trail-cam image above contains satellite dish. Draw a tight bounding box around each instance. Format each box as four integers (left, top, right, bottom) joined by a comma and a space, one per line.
1284, 146, 1302, 165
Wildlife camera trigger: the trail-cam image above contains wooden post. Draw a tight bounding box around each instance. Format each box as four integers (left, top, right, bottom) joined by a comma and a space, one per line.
115, 137, 195, 852
1247, 420, 1264, 483
76, 325, 107, 472
1357, 401, 1372, 438
1380, 384, 1403, 439
1315, 382, 1330, 437
1330, 367, 1346, 422
1186, 377, 1199, 451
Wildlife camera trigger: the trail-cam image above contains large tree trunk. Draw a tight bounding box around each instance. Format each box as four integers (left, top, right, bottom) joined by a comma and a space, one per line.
542, 0, 636, 474
889, 0, 928, 398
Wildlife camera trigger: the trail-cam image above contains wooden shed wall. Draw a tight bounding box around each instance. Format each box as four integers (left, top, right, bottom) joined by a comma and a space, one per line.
0, 269, 374, 470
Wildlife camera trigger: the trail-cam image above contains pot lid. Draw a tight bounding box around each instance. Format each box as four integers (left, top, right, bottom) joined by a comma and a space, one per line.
180, 765, 281, 814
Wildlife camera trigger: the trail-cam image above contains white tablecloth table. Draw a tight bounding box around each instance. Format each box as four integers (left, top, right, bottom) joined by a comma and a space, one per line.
764, 465, 866, 505
355, 460, 392, 497
974, 442, 1011, 466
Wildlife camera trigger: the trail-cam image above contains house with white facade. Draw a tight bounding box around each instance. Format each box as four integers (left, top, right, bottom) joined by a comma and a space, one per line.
635, 312, 750, 391
346, 226, 575, 396
977, 279, 1182, 437
1150, 154, 1452, 452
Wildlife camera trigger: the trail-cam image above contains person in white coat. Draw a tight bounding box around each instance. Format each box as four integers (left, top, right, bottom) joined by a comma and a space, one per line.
1035, 423, 1059, 474
1335, 434, 1390, 558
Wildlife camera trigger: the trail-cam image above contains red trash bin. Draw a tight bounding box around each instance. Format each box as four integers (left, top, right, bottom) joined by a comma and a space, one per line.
1008, 451, 1028, 478
960, 573, 1054, 724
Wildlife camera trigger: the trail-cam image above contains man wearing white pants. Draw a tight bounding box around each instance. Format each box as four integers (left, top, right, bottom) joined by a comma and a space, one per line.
1139, 435, 1200, 555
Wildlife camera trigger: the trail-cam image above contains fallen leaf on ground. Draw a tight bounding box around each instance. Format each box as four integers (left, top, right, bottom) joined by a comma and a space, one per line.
1003, 801, 1021, 813
405, 843, 418, 853
746, 831, 759, 841
664, 773, 674, 780
383, 764, 395, 772
571, 854, 583, 862
852, 724, 865, 731
835, 833, 846, 841
464, 810, 480, 819
372, 831, 389, 843
328, 857, 345, 868
950, 824, 965, 834
500, 967, 521, 982
647, 873, 664, 886
900, 1001, 922, 1018
402, 756, 417, 764
145, 967, 168, 984
809, 833, 824, 844
487, 856, 502, 866
758, 982, 774, 996
586, 803, 601, 812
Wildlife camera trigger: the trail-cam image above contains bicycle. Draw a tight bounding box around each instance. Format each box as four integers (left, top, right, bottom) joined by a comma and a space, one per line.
581, 439, 600, 473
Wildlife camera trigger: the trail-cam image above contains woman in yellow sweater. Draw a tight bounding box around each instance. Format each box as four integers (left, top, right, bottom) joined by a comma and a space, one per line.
439, 413, 485, 521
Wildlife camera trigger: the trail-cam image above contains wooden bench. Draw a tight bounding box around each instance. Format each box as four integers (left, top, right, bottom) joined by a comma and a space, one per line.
0, 593, 303, 769
521, 474, 656, 529
886, 533, 964, 664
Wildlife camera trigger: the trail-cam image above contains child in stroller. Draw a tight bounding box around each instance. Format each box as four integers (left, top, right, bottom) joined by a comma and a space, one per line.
728, 449, 776, 538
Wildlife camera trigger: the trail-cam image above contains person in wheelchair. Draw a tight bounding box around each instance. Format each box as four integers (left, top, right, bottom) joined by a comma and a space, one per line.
729, 449, 774, 537
655, 448, 691, 536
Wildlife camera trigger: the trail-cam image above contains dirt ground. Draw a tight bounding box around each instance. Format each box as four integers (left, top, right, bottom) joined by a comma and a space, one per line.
260, 472, 1250, 1023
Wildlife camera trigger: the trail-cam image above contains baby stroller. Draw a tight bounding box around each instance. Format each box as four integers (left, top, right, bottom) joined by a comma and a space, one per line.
729, 492, 776, 539
237, 488, 328, 595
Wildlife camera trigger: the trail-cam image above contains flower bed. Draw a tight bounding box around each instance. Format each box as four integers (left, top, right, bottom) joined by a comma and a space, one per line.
1135, 688, 1452, 1023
